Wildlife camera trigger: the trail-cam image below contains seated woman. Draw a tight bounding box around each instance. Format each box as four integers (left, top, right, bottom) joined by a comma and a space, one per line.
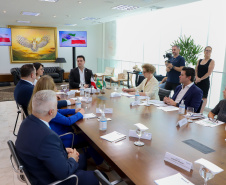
208, 86, 226, 122
33, 62, 44, 85
122, 63, 159, 100
28, 75, 105, 168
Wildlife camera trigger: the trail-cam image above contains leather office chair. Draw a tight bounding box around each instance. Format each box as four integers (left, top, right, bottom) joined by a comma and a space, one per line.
158, 88, 171, 101
94, 170, 122, 185
13, 103, 27, 136
7, 140, 78, 185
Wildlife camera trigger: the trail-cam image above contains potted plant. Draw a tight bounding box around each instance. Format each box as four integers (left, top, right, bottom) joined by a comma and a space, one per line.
167, 35, 203, 66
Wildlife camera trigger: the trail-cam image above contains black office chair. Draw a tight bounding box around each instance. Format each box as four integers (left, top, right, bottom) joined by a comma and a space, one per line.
196, 99, 203, 113
94, 170, 122, 185
158, 88, 171, 101
13, 103, 27, 136
7, 140, 78, 185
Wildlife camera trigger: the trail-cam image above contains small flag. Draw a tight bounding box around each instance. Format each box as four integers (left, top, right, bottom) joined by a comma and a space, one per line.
96, 79, 102, 90
90, 77, 97, 89
71, 40, 86, 44
103, 80, 106, 88
0, 34, 10, 42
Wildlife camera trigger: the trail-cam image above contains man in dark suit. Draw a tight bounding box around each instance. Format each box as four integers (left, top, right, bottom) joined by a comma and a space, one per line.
15, 90, 99, 185
163, 67, 203, 113
69, 55, 93, 89
14, 64, 36, 116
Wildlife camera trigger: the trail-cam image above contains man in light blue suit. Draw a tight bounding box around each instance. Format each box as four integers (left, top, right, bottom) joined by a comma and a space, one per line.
15, 90, 99, 185
163, 67, 203, 113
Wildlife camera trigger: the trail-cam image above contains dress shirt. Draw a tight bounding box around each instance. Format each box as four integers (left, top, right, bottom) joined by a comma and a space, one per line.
21, 79, 34, 85
66, 100, 71, 105
40, 118, 51, 128
79, 68, 85, 85
175, 82, 194, 103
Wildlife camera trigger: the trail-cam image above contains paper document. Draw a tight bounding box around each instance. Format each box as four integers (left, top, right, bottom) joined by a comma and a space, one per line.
195, 158, 224, 175
100, 131, 126, 142
83, 113, 97, 119
157, 106, 179, 112
184, 113, 205, 120
96, 108, 113, 114
80, 97, 92, 102
155, 173, 194, 185
195, 118, 224, 127
121, 93, 134, 97
56, 92, 65, 94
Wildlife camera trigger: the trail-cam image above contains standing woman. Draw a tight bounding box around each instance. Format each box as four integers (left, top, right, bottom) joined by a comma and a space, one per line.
195, 46, 215, 113
33, 62, 44, 85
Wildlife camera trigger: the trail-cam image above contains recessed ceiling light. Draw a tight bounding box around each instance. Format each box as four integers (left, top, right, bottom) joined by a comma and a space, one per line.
53, 15, 56, 18
39, 0, 59, 2
78, 1, 82, 4
21, 11, 40, 16
81, 17, 99, 21
112, 5, 139, 11
64, 24, 77, 26
17, 20, 31, 23
3, 10, 6, 13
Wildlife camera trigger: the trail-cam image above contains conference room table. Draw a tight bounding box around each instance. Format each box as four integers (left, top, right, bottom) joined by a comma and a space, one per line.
63, 88, 226, 185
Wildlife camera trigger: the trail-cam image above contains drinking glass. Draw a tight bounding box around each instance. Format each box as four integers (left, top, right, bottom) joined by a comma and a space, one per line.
146, 96, 150, 106
134, 128, 144, 146
61, 85, 67, 94
85, 91, 90, 104
186, 107, 194, 122
99, 104, 105, 114
199, 166, 214, 185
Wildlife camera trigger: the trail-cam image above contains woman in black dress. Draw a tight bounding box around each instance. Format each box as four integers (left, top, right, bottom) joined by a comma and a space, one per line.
195, 46, 215, 113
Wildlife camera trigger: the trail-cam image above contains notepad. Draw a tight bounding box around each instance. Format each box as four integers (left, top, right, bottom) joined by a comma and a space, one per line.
100, 131, 126, 142
155, 173, 194, 185
195, 118, 224, 127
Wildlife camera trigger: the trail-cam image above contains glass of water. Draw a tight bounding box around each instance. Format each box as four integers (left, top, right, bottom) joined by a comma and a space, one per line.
99, 104, 105, 114
134, 128, 144, 146
85, 91, 90, 104
146, 96, 150, 106
199, 165, 214, 185
61, 84, 67, 94
186, 107, 194, 122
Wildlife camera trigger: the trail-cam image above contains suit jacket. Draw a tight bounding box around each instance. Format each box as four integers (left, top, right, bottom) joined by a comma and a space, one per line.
172, 84, 203, 113
69, 67, 93, 89
58, 100, 67, 109
14, 80, 34, 116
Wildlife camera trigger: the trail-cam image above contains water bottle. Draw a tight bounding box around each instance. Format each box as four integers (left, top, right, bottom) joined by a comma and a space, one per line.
179, 100, 185, 114
135, 90, 140, 103
99, 113, 107, 131
76, 97, 82, 109
80, 84, 84, 96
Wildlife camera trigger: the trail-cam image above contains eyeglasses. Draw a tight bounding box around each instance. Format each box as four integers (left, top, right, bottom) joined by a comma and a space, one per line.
142, 71, 147, 74
205, 50, 212, 52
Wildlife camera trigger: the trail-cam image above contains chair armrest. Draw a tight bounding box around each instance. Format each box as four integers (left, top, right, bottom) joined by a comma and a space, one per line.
59, 132, 74, 148
48, 174, 78, 185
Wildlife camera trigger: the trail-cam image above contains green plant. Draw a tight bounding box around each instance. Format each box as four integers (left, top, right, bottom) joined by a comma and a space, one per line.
168, 35, 203, 66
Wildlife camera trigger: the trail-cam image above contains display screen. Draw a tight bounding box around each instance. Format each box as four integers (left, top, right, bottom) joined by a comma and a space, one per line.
0, 28, 12, 46
59, 31, 87, 47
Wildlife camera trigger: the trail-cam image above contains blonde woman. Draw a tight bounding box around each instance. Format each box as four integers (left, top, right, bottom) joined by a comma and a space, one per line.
122, 63, 159, 100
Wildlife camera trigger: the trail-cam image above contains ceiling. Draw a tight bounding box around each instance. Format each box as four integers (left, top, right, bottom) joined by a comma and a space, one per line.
0, 0, 200, 28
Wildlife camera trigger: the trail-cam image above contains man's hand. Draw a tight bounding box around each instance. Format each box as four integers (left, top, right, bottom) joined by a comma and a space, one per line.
122, 88, 128, 92
84, 84, 89, 88
168, 63, 173, 69
163, 97, 170, 104
66, 148, 74, 154
168, 99, 177, 106
68, 148, 79, 162
68, 99, 76, 105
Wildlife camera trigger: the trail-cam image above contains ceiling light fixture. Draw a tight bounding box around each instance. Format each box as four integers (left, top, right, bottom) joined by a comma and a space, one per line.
21, 11, 40, 16
64, 24, 77, 26
39, 0, 59, 2
3, 10, 6, 13
53, 15, 56, 18
112, 5, 139, 11
81, 17, 99, 21
78, 1, 82, 4
17, 20, 31, 23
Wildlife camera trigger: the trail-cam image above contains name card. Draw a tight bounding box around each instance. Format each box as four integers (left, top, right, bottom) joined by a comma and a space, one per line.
129, 130, 152, 140
176, 118, 188, 127
134, 123, 149, 131
96, 108, 113, 114
164, 152, 193, 172
130, 101, 139, 106
110, 92, 121, 97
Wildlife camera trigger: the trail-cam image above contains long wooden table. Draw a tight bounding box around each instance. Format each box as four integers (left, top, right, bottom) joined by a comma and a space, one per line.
65, 89, 226, 185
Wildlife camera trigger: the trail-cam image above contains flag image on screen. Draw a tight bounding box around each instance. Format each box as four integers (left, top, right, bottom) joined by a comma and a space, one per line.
0, 28, 12, 46
59, 31, 87, 47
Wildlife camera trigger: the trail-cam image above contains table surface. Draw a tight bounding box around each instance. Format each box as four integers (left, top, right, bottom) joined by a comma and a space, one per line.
65, 89, 226, 185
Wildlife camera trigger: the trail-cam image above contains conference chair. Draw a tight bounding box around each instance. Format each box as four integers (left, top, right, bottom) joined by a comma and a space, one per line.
13, 103, 27, 136
95, 67, 115, 82
59, 132, 75, 148
110, 70, 133, 87
94, 170, 122, 185
7, 140, 78, 185
158, 88, 171, 101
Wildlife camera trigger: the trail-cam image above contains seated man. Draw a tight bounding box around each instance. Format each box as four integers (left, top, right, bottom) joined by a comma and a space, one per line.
163, 67, 203, 113
15, 90, 99, 185
14, 64, 36, 115
69, 55, 93, 89
208, 86, 226, 122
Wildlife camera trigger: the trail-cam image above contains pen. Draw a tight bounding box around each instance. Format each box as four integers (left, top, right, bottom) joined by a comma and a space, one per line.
114, 136, 126, 143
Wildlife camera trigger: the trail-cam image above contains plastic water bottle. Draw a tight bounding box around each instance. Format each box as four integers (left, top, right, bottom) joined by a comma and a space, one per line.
80, 84, 84, 96
76, 97, 82, 109
99, 113, 107, 131
135, 90, 140, 103
179, 100, 185, 114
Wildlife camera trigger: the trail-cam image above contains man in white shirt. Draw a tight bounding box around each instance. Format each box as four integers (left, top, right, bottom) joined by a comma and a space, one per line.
163, 67, 203, 112
69, 55, 93, 89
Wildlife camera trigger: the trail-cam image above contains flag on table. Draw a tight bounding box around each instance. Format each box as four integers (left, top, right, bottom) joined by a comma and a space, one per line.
96, 79, 102, 90
90, 77, 97, 89
103, 80, 106, 88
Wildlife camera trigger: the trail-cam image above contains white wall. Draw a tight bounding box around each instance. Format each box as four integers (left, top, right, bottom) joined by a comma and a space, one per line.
0, 24, 103, 74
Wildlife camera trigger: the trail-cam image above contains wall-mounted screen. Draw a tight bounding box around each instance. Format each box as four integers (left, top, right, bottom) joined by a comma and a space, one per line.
0, 28, 12, 46
59, 31, 87, 47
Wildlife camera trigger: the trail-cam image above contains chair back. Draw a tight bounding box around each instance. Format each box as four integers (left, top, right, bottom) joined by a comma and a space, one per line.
18, 103, 28, 119
117, 73, 125, 80
94, 170, 112, 185
7, 140, 32, 185
196, 99, 203, 113
105, 67, 115, 77
158, 88, 171, 101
